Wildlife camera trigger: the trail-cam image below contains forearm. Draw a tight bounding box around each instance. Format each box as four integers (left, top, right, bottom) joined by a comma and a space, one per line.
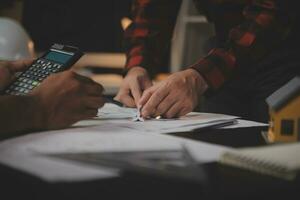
191, 0, 293, 91
0, 95, 42, 137
124, 0, 181, 76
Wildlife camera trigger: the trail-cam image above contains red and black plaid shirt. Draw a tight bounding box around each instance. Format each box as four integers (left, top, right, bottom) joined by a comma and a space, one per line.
124, 0, 295, 91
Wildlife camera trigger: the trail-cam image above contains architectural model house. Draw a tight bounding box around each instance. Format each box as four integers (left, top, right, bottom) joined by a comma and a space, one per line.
266, 77, 300, 143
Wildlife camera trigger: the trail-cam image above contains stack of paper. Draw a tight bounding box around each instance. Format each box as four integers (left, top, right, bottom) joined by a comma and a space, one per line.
95, 103, 239, 133
0, 103, 266, 182
0, 125, 230, 182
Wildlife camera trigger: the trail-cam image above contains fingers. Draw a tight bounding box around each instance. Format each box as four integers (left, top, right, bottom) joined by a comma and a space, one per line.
73, 72, 96, 84
177, 107, 191, 118
163, 102, 182, 119
155, 94, 177, 116
141, 86, 169, 117
114, 80, 139, 108
114, 91, 136, 107
129, 78, 142, 105
138, 87, 154, 107
66, 71, 103, 96
10, 59, 34, 72
83, 82, 104, 96
139, 76, 152, 90
83, 96, 105, 109
115, 67, 152, 108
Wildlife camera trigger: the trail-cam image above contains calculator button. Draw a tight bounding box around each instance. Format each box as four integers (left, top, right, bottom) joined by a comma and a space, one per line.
55, 64, 62, 68
32, 81, 39, 86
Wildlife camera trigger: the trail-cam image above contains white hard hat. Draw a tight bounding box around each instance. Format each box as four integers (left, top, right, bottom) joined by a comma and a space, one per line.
0, 17, 35, 61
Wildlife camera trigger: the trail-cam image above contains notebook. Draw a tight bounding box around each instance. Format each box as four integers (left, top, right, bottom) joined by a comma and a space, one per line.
219, 142, 300, 180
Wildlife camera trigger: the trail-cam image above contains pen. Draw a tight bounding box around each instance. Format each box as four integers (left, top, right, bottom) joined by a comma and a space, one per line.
104, 97, 123, 107
191, 119, 238, 132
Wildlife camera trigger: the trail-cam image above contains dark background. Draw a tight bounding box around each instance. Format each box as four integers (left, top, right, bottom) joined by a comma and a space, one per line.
22, 0, 132, 52
0, 0, 132, 52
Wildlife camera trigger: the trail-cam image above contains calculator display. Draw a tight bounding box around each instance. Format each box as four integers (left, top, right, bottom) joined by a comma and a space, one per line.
45, 51, 73, 64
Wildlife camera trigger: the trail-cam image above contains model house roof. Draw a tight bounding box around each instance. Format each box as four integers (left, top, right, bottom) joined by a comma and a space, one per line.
266, 76, 300, 111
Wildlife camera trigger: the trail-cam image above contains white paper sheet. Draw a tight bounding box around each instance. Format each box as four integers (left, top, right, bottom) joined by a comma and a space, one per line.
97, 103, 136, 119
0, 125, 230, 182
91, 103, 239, 133
0, 103, 261, 183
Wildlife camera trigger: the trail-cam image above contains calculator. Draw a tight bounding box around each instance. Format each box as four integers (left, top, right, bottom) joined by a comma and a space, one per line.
4, 43, 83, 96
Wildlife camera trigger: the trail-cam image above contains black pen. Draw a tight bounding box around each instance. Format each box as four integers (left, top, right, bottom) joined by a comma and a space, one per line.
104, 97, 123, 107
192, 119, 238, 132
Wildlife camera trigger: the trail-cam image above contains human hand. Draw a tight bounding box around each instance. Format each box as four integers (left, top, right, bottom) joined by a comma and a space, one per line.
114, 66, 152, 107
30, 70, 105, 130
0, 59, 33, 91
139, 69, 208, 119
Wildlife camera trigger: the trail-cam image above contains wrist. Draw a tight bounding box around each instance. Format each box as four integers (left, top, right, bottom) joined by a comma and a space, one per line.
27, 95, 46, 131
185, 68, 208, 94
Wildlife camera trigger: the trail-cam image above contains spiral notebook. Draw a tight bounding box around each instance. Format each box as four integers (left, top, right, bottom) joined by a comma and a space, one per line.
219, 143, 300, 180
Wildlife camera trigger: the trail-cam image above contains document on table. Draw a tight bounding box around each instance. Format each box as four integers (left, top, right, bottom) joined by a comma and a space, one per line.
0, 103, 262, 182
0, 125, 230, 182
93, 103, 239, 133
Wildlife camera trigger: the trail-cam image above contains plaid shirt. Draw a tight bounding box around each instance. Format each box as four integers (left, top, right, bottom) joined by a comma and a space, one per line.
124, 0, 295, 91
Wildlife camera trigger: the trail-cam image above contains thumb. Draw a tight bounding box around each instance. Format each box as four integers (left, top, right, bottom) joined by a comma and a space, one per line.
130, 78, 142, 106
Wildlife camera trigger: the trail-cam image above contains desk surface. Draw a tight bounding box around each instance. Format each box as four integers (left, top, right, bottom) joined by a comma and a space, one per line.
1, 126, 299, 200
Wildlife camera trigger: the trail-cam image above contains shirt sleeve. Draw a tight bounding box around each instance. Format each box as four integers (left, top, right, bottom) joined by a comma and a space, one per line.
123, 0, 181, 76
190, 0, 295, 91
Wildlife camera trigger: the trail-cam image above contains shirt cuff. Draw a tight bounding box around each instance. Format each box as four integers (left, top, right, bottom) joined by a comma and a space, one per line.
189, 48, 236, 91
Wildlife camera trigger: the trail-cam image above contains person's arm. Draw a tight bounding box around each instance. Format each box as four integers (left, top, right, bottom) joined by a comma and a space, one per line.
138, 0, 298, 118
190, 0, 295, 91
115, 0, 181, 107
124, 0, 181, 76
0, 95, 42, 137
0, 70, 105, 138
